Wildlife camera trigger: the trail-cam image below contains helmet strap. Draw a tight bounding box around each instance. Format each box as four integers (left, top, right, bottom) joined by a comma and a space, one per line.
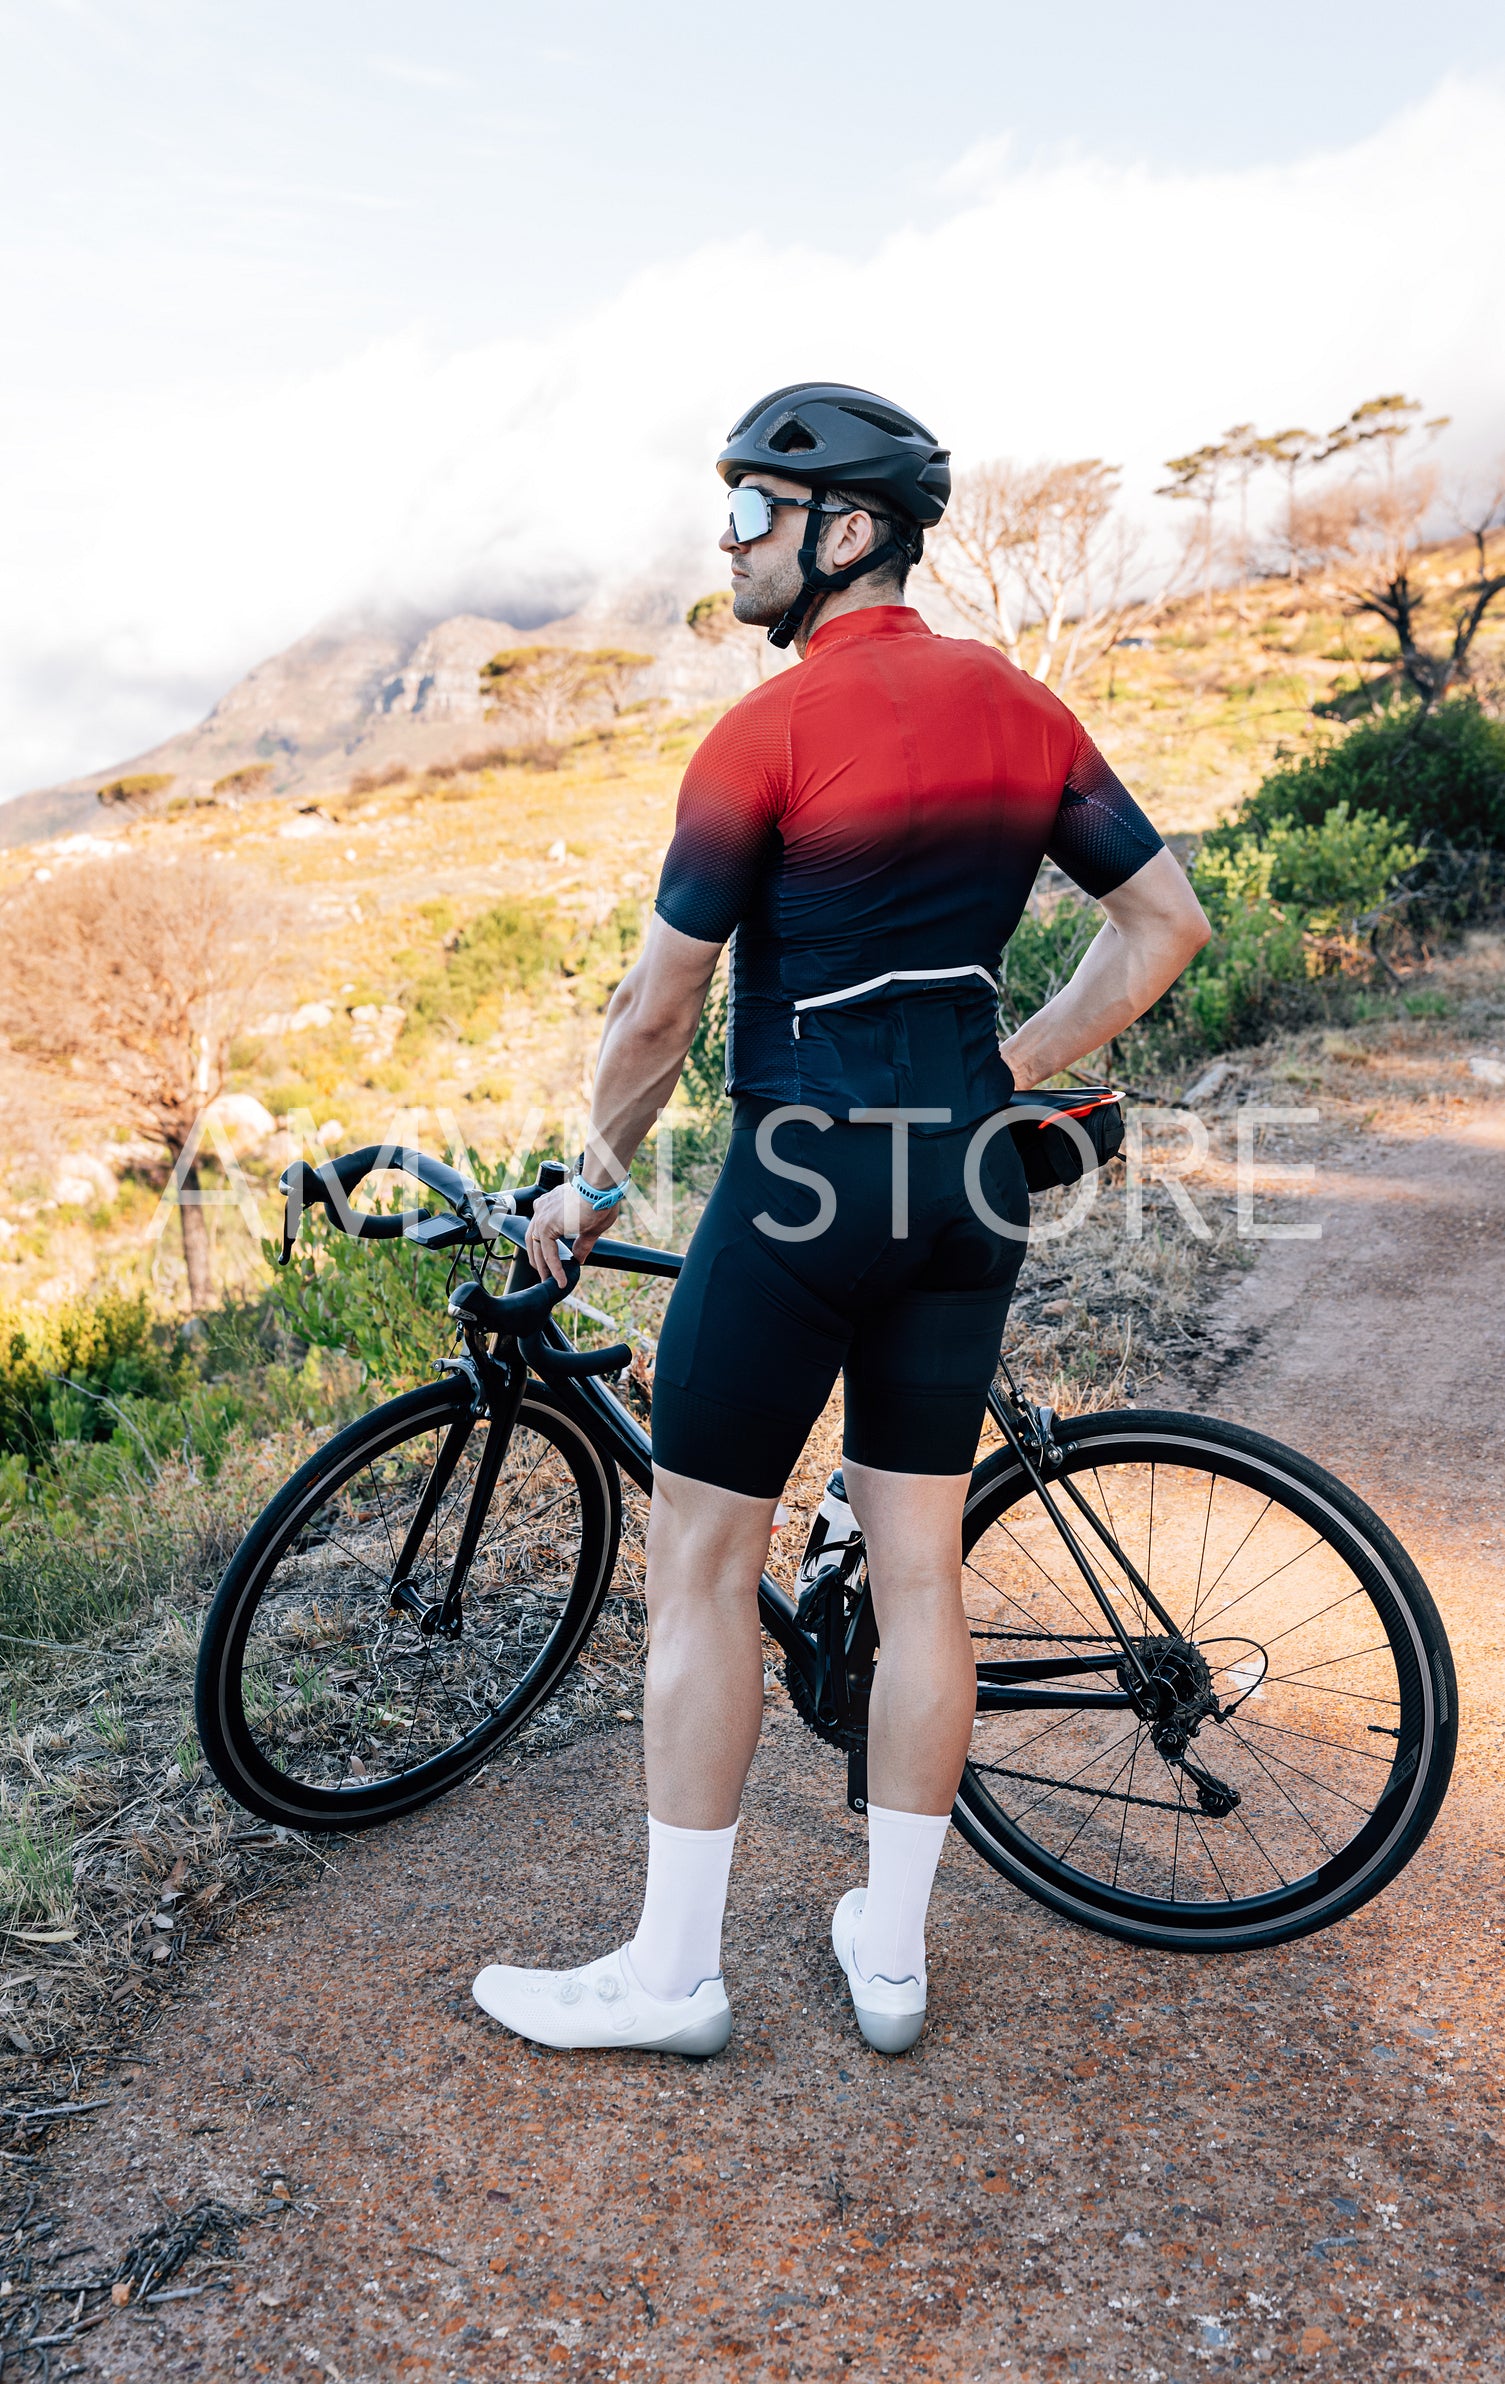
765, 503, 903, 651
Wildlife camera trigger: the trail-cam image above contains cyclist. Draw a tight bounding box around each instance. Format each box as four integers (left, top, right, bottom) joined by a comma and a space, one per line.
474, 382, 1210, 2057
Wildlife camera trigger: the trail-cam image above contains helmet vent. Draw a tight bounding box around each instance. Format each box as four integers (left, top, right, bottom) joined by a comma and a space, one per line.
842, 403, 922, 440
765, 416, 821, 454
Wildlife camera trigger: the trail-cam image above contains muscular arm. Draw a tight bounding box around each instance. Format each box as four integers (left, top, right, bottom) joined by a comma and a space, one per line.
525, 914, 722, 1284
581, 915, 722, 1186
1000, 846, 1210, 1093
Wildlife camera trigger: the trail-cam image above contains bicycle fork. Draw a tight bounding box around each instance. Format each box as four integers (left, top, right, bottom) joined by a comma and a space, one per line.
386, 1346, 527, 1639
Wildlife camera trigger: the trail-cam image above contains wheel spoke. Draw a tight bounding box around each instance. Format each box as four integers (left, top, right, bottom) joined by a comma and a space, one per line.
219, 1404, 608, 1806
1236, 1713, 1391, 1767
1215, 1719, 1343, 1854
960, 1430, 1439, 1935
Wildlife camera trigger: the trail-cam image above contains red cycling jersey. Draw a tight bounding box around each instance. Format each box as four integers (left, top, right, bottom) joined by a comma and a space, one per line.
655, 605, 1162, 1118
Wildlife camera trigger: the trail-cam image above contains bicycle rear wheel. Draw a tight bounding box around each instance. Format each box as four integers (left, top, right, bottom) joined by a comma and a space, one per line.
955, 1408, 1455, 1950
195, 1379, 620, 1831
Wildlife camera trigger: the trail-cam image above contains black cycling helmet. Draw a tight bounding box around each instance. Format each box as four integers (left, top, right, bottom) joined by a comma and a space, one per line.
718, 382, 951, 647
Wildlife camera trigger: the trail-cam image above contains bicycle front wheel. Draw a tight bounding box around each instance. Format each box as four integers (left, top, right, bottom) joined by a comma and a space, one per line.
196, 1379, 621, 1832
955, 1408, 1456, 1950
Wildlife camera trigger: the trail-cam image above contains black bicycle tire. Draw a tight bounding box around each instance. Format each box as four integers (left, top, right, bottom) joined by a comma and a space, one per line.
195, 1379, 621, 1832
953, 1407, 1457, 1951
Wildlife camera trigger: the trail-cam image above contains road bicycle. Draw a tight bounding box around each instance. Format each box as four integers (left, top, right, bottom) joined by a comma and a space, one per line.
195, 1142, 1457, 1953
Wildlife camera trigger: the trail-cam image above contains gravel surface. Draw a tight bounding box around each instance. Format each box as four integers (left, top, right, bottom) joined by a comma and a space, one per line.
51, 1095, 1505, 2381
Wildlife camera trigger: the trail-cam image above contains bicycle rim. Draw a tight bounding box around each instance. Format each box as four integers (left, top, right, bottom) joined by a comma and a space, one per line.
954, 1409, 1456, 1950
195, 1382, 620, 1830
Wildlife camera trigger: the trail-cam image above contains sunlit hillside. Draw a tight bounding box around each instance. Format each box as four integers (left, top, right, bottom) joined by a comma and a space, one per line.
1, 543, 1500, 1313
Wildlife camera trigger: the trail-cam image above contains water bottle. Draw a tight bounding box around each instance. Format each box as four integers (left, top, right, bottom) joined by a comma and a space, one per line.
797, 1468, 861, 1590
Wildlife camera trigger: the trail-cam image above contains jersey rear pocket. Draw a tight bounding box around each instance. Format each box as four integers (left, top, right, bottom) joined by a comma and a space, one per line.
794, 1001, 910, 1113
795, 989, 1010, 1122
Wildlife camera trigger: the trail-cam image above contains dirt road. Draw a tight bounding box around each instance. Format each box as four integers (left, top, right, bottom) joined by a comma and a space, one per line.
60, 1096, 1505, 2381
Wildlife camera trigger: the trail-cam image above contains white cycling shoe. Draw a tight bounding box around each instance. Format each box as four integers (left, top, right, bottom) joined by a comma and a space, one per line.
831, 1888, 927, 2054
472, 1945, 731, 2057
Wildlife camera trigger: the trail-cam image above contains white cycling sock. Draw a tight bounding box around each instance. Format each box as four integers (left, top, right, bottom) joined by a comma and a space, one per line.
627, 1814, 739, 2002
852, 1803, 950, 1986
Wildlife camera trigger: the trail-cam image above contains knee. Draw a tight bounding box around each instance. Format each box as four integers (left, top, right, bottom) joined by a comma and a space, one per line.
648, 1467, 775, 1577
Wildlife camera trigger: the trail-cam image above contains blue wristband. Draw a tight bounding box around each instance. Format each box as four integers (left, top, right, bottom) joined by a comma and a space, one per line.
570, 1168, 630, 1212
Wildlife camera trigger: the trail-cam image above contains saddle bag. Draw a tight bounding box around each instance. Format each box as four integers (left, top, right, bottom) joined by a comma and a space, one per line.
1004, 1085, 1125, 1194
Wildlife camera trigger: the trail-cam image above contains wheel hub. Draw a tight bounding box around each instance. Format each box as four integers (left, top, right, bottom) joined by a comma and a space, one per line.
1118, 1634, 1220, 1758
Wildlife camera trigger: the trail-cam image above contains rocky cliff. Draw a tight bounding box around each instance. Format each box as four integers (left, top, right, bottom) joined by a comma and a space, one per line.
0, 582, 773, 846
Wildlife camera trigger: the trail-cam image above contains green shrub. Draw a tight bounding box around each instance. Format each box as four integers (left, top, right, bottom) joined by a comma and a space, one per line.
1259, 804, 1420, 931
266, 1144, 532, 1391
448, 899, 570, 1005
1172, 899, 1309, 1053
1228, 696, 1505, 853
0, 1440, 292, 1648
403, 898, 570, 1044
1000, 900, 1101, 1030
400, 896, 645, 1049
268, 1214, 453, 1392
0, 1292, 189, 1460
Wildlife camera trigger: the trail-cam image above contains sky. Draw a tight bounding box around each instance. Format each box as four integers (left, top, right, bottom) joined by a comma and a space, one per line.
2, 0, 1504, 800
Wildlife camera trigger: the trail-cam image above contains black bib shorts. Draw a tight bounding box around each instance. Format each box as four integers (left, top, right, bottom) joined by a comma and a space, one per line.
651, 1102, 1031, 1499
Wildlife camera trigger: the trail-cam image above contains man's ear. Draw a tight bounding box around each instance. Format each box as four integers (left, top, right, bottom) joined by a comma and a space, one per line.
824, 507, 877, 570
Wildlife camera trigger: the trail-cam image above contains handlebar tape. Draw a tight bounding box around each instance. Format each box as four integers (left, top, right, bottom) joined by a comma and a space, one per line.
277, 1143, 494, 1264
448, 1257, 581, 1338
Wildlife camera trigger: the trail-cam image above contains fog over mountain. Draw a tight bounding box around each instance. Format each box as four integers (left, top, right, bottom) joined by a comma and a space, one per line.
3, 75, 1503, 807
0, 587, 772, 846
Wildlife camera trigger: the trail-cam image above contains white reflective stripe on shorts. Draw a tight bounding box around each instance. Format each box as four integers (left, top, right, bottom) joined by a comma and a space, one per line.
790, 964, 998, 1039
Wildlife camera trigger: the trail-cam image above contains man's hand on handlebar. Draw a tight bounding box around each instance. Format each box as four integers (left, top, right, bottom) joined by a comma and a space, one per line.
525, 1183, 622, 1288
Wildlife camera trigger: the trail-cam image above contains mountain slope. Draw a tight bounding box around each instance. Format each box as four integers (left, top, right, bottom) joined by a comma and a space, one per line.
0, 586, 767, 847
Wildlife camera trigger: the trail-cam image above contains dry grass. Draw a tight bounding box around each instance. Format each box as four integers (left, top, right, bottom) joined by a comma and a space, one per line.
0, 1434, 332, 2081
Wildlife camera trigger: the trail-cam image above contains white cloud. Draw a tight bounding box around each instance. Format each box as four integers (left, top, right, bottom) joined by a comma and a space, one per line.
3, 75, 1502, 800
368, 55, 467, 93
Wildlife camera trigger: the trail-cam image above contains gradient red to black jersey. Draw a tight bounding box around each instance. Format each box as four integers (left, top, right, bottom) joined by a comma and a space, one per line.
654, 606, 1163, 1103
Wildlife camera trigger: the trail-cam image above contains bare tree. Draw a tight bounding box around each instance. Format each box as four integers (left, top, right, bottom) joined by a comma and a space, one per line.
1220, 423, 1266, 608
212, 762, 275, 801
1323, 393, 1451, 478
479, 645, 654, 742
923, 459, 1156, 691
1299, 401, 1503, 710
97, 771, 173, 813
1344, 471, 1505, 709
1285, 480, 1373, 579
1156, 442, 1231, 619
0, 853, 269, 1308
1252, 429, 1325, 581
922, 462, 1035, 665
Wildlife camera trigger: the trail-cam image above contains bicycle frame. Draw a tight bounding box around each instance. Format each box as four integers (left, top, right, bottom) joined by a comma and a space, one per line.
493, 1232, 1153, 1723
275, 1151, 1239, 1817
495, 1236, 811, 1671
